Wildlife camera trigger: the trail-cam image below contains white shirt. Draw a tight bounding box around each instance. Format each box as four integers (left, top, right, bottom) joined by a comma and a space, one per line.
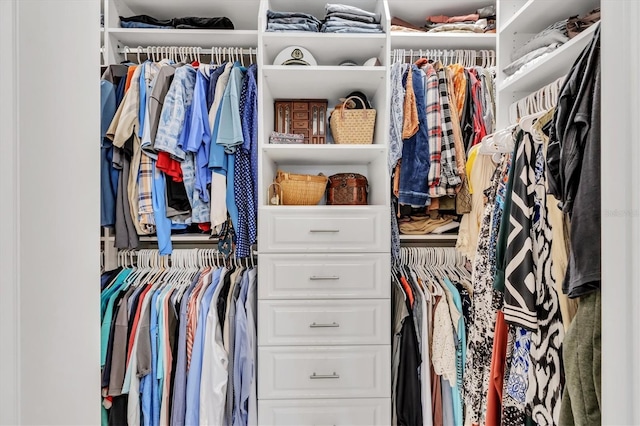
199, 268, 230, 425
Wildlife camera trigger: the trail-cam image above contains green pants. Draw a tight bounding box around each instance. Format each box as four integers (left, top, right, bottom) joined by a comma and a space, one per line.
560, 290, 601, 426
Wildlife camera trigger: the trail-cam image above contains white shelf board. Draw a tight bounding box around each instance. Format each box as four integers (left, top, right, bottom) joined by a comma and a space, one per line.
142, 234, 217, 242
498, 23, 597, 95
108, 29, 258, 48
262, 32, 386, 66
501, 0, 600, 35
262, 66, 386, 100
102, 234, 218, 242
400, 234, 458, 241
390, 32, 496, 50
263, 144, 386, 165
259, 204, 388, 212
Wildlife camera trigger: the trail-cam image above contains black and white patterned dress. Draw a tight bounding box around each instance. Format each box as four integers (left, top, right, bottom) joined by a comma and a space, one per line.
463, 163, 503, 425
527, 138, 565, 425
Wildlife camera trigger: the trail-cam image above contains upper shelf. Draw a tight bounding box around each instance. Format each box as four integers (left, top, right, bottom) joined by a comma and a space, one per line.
390, 32, 495, 50
498, 23, 598, 96
262, 66, 386, 101
262, 33, 386, 66
501, 0, 600, 36
107, 29, 258, 48
262, 144, 386, 165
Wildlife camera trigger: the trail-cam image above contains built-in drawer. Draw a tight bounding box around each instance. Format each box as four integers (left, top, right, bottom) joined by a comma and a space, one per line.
258, 299, 390, 346
258, 345, 390, 400
258, 207, 390, 253
258, 398, 391, 426
258, 253, 390, 300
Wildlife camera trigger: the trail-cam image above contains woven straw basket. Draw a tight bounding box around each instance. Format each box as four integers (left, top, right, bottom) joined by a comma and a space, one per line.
330, 96, 376, 144
275, 170, 328, 205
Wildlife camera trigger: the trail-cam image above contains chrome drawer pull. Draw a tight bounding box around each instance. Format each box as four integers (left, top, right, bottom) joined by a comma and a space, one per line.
310, 372, 340, 379
309, 322, 340, 328
309, 229, 340, 233
309, 275, 340, 280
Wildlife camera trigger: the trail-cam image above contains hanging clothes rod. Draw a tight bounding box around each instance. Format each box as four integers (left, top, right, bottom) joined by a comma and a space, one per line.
116, 248, 258, 269
392, 48, 496, 67
509, 75, 566, 123
118, 45, 258, 64
119, 45, 256, 55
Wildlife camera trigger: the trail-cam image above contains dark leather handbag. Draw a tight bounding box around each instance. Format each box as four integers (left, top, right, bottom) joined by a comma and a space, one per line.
326, 173, 368, 205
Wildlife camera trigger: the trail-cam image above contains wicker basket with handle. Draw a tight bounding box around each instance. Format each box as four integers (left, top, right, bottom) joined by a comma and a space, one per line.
330, 96, 376, 144
275, 170, 328, 205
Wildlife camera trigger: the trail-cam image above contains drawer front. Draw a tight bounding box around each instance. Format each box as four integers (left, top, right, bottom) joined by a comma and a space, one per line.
258, 299, 390, 346
292, 120, 308, 130
259, 398, 391, 426
292, 102, 309, 111
293, 111, 309, 120
258, 253, 390, 299
258, 207, 390, 252
258, 345, 390, 399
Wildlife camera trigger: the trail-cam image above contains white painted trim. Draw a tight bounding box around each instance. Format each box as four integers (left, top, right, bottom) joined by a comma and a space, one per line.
601, 1, 640, 424
0, 0, 20, 424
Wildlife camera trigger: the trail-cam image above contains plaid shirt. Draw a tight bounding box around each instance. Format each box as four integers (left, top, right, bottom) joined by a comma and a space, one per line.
138, 152, 156, 233
424, 64, 446, 198
436, 65, 462, 195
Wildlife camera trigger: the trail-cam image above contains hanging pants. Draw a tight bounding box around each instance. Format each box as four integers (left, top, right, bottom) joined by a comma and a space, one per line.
559, 290, 601, 426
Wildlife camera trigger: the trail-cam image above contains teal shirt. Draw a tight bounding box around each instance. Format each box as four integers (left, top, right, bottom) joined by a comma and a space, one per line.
100, 269, 132, 366
443, 276, 466, 426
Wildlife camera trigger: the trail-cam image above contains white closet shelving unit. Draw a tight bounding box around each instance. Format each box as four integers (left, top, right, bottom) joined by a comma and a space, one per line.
496, 0, 601, 128
256, 0, 391, 423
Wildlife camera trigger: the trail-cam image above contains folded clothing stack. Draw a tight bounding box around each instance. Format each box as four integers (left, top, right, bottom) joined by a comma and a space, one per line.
269, 131, 305, 144
265, 10, 322, 32
266, 4, 381, 34
503, 19, 569, 76
120, 15, 234, 29
398, 214, 459, 235
321, 3, 383, 33
423, 4, 496, 33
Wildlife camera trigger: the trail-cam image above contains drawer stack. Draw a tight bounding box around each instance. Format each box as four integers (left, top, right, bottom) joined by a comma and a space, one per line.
257, 207, 391, 425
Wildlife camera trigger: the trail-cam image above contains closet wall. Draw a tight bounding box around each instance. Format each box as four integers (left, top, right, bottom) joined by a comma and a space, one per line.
2, 0, 640, 425
0, 1, 100, 425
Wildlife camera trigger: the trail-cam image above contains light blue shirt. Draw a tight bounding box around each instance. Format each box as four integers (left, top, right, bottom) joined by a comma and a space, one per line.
232, 272, 250, 426
151, 162, 172, 255
170, 273, 201, 426
154, 66, 197, 161
138, 62, 147, 138
216, 63, 246, 153
185, 69, 212, 203
185, 268, 221, 426
154, 286, 172, 426
443, 276, 465, 426
147, 288, 162, 426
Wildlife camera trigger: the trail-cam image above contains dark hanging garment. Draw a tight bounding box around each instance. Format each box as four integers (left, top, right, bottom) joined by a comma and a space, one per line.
460, 69, 476, 153
396, 296, 423, 426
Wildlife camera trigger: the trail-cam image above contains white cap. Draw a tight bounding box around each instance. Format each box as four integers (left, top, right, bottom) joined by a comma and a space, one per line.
274, 46, 317, 66
363, 57, 381, 67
